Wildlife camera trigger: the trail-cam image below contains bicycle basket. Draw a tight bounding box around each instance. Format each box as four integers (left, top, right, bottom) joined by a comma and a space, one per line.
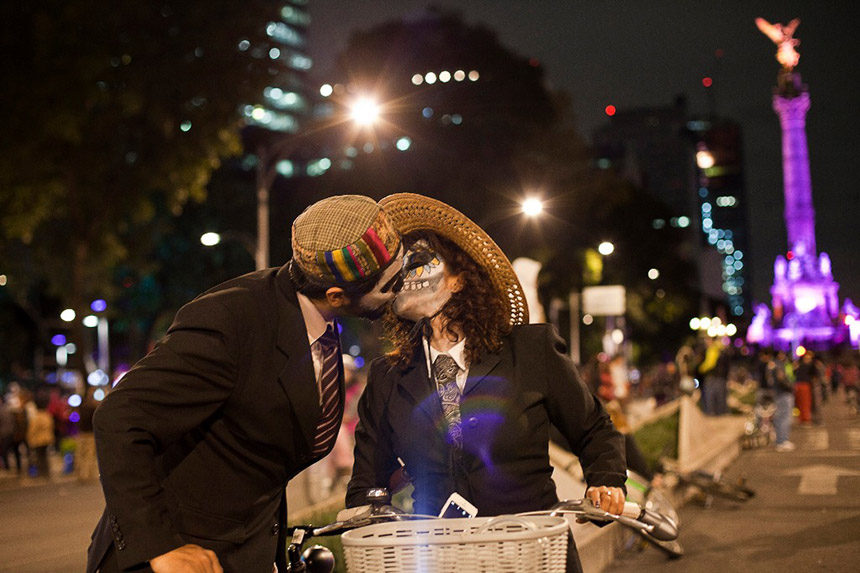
341, 516, 569, 573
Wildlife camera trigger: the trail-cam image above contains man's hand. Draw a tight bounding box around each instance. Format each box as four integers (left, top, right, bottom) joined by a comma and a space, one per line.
150, 544, 223, 573
584, 485, 626, 516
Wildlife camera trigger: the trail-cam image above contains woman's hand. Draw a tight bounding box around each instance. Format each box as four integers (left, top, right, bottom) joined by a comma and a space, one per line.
585, 485, 626, 515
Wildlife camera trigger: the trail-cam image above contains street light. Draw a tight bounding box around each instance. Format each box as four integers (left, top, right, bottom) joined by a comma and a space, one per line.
598, 241, 615, 256
348, 96, 381, 126
521, 197, 544, 217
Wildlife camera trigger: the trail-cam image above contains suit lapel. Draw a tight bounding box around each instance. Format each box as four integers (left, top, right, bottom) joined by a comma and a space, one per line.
395, 350, 443, 423
463, 350, 502, 396
274, 267, 320, 452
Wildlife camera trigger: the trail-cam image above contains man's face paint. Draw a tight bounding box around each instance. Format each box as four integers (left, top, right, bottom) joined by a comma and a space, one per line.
393, 240, 453, 322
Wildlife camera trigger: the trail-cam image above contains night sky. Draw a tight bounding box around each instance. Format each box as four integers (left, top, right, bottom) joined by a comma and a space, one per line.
306, 0, 859, 309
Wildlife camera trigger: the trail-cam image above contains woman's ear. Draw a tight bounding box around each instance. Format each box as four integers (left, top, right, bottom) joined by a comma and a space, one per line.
448, 273, 465, 293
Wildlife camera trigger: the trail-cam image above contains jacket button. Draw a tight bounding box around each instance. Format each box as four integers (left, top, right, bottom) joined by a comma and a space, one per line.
271, 523, 279, 535
468, 417, 478, 428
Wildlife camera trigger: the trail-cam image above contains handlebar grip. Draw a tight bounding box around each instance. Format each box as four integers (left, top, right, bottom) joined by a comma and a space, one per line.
638, 508, 679, 541
620, 501, 643, 519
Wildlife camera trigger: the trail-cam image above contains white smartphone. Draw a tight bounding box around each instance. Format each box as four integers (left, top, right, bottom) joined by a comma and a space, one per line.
438, 492, 478, 518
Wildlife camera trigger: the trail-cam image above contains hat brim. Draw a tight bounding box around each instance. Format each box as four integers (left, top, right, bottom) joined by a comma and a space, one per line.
380, 193, 528, 325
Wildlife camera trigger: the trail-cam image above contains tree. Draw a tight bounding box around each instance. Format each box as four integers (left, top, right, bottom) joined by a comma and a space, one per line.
0, 1, 282, 378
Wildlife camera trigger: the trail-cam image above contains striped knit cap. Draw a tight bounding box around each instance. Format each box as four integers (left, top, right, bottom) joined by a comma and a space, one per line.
291, 195, 401, 287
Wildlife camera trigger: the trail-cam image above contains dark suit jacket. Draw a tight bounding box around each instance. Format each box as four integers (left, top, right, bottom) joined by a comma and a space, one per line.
346, 324, 626, 516
88, 267, 342, 572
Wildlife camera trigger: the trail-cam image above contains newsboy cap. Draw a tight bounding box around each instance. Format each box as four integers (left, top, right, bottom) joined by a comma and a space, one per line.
291, 195, 400, 287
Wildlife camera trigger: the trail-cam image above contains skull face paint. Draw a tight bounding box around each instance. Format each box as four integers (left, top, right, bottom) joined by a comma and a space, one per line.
393, 240, 453, 322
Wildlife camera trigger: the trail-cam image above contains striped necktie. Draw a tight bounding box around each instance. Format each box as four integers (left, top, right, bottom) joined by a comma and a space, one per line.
433, 354, 463, 450
312, 323, 342, 457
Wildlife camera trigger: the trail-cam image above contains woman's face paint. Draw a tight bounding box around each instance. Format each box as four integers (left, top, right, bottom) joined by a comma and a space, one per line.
393, 240, 453, 322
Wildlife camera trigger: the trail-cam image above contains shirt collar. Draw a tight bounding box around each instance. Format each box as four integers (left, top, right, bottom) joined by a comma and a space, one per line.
429, 337, 468, 371
296, 291, 329, 344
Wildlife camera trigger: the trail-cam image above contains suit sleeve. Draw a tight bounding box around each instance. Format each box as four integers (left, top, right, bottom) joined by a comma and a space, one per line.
93, 294, 239, 568
542, 327, 627, 491
345, 358, 400, 508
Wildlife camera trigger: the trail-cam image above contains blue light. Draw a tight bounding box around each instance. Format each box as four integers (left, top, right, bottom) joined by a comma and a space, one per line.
91, 299, 107, 312
51, 334, 67, 346
354, 356, 365, 369
422, 107, 433, 118
699, 187, 709, 198
69, 412, 81, 423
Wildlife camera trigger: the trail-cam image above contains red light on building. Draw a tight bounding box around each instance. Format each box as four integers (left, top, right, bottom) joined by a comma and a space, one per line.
605, 105, 616, 116
786, 251, 795, 260
702, 77, 713, 88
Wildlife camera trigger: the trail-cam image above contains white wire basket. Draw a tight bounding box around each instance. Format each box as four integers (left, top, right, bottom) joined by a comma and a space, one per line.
341, 515, 569, 573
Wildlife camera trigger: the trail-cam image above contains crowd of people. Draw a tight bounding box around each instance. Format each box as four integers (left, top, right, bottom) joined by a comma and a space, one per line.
0, 380, 100, 482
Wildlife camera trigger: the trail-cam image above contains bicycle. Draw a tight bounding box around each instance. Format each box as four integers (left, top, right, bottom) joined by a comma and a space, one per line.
623, 469, 684, 559
285, 487, 678, 572
660, 463, 755, 508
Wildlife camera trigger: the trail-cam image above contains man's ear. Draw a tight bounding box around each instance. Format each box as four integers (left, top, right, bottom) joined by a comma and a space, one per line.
325, 287, 349, 308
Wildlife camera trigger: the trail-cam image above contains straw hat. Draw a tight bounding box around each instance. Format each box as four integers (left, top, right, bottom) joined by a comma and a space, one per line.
291, 195, 400, 287
379, 193, 528, 325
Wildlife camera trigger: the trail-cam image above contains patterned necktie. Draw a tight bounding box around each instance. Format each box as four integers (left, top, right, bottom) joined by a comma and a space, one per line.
433, 354, 463, 450
312, 323, 342, 457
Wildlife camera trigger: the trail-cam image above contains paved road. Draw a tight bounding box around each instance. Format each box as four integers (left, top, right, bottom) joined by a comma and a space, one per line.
607, 390, 860, 573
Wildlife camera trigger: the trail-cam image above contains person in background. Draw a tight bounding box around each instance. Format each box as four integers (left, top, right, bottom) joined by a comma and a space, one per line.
770, 350, 796, 452
698, 338, 730, 415
26, 389, 55, 479
793, 350, 815, 425
87, 195, 405, 573
346, 194, 627, 573
0, 395, 15, 471
76, 386, 100, 482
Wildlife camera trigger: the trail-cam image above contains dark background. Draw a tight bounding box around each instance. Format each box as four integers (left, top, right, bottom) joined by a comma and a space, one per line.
307, 0, 860, 307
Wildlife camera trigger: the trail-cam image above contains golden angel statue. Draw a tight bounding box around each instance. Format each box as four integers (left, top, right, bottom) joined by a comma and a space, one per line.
755, 17, 801, 70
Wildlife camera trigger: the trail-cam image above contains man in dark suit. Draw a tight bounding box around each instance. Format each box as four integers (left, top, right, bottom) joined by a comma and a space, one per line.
88, 195, 404, 573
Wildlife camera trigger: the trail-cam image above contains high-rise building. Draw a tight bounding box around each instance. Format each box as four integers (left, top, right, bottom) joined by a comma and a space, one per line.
241, 2, 313, 136
592, 99, 752, 316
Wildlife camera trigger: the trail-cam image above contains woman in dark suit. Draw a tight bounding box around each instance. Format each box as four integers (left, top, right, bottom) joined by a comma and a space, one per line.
346, 194, 627, 572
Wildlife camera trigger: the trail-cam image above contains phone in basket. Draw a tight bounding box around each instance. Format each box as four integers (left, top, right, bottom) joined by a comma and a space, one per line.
438, 492, 478, 518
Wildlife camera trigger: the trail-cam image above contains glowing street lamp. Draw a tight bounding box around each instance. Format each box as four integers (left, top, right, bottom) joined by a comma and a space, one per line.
521, 197, 544, 217
696, 150, 715, 169
349, 96, 381, 126
598, 241, 615, 256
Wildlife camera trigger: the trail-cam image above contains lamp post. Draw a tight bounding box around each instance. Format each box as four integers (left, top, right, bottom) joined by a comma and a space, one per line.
250, 93, 383, 271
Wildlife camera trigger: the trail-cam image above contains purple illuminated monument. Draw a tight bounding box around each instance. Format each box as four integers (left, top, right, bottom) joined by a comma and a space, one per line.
747, 18, 860, 350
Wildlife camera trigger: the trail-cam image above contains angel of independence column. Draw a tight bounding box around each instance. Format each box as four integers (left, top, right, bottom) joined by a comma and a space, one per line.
752, 17, 841, 348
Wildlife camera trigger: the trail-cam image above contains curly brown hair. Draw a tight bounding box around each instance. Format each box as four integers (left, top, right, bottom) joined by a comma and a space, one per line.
384, 231, 511, 367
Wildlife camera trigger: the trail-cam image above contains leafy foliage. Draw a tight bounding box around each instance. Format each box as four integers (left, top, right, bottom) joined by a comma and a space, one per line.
0, 1, 281, 371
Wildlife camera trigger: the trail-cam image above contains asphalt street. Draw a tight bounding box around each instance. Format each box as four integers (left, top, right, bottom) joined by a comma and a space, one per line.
607, 390, 860, 573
